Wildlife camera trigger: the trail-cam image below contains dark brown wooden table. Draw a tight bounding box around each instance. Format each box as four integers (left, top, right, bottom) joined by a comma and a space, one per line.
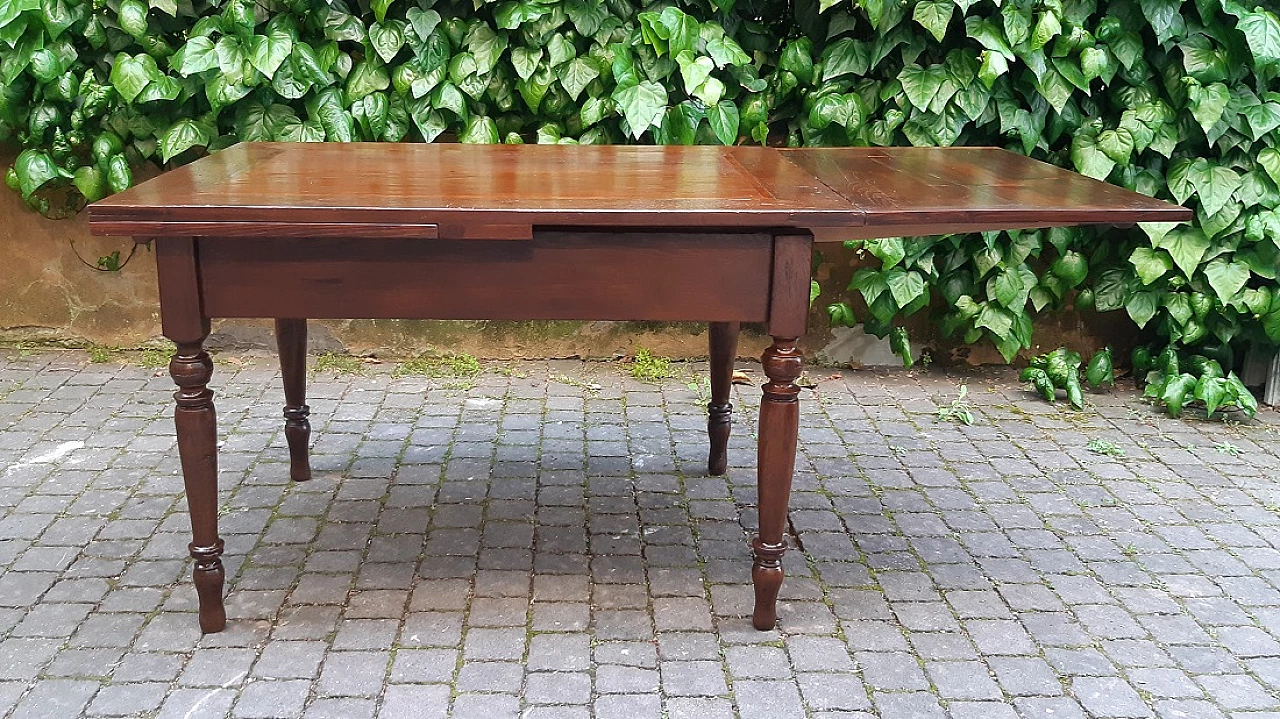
89, 143, 1188, 634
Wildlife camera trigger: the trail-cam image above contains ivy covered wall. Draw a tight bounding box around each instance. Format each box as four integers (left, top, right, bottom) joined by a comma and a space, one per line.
1, 0, 1277, 366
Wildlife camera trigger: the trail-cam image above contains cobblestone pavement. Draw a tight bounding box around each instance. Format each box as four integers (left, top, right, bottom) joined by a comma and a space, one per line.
1, 349, 1279, 719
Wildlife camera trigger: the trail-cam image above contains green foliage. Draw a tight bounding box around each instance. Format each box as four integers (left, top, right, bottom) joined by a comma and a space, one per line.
1139, 344, 1257, 418
1086, 437, 1125, 457
1021, 346, 1085, 409
935, 383, 974, 424
631, 347, 672, 381
0, 0, 1276, 390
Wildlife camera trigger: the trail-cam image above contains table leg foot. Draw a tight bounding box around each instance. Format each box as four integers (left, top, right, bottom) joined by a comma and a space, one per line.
753, 336, 801, 630
275, 319, 311, 482
707, 322, 740, 476
190, 539, 226, 633
170, 343, 226, 634
751, 538, 787, 630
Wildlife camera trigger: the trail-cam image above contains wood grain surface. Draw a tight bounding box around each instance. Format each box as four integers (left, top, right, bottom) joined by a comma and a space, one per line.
782, 147, 1190, 239
89, 143, 863, 238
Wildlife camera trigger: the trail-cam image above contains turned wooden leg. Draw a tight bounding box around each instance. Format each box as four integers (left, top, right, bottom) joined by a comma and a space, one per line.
753, 336, 802, 630
707, 321, 740, 476
170, 342, 226, 634
274, 318, 312, 481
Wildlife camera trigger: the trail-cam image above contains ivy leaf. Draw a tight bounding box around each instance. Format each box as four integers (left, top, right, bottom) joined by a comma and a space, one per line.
560, 56, 600, 101
566, 0, 607, 36
1259, 148, 1280, 188
991, 266, 1029, 309
1031, 11, 1061, 52
659, 6, 699, 58
613, 80, 667, 139
1238, 10, 1280, 66
517, 66, 553, 113
1097, 128, 1135, 165
1080, 47, 1110, 82
580, 95, 609, 127
351, 92, 389, 139
676, 52, 714, 96
1127, 290, 1159, 328
705, 32, 750, 68
368, 21, 405, 65
205, 74, 251, 110
465, 23, 505, 76
1187, 82, 1230, 134
136, 75, 181, 103
158, 118, 211, 163
14, 149, 65, 198
409, 102, 446, 142
979, 50, 1008, 88
234, 99, 294, 141
347, 59, 389, 101
308, 87, 354, 141
118, 0, 148, 38
886, 269, 926, 308
1070, 133, 1115, 180
371, 0, 393, 24
459, 114, 499, 144
1241, 102, 1280, 141
494, 0, 551, 30
1139, 0, 1185, 44
511, 47, 542, 82
170, 37, 218, 76
1155, 227, 1211, 278
291, 42, 332, 86
246, 31, 292, 79
707, 99, 738, 145
1129, 247, 1173, 285
110, 53, 162, 104
1195, 163, 1242, 217
1202, 257, 1251, 304
548, 34, 576, 67
975, 303, 1014, 340
823, 38, 870, 81
405, 8, 441, 42
913, 0, 953, 42
866, 237, 906, 270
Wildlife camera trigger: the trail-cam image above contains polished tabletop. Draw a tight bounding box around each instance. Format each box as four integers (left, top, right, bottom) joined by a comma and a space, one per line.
89, 143, 1190, 240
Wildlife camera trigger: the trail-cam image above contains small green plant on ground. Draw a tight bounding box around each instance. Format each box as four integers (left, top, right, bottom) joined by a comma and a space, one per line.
394, 352, 481, 379
687, 375, 711, 406
632, 348, 673, 382
935, 384, 974, 425
1214, 440, 1243, 456
1087, 438, 1125, 457
394, 352, 482, 389
550, 373, 601, 392
136, 341, 176, 369
312, 352, 363, 376
1134, 345, 1258, 420
87, 345, 113, 363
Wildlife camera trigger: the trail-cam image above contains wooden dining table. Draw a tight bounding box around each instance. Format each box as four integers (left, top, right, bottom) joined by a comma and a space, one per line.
88, 143, 1189, 634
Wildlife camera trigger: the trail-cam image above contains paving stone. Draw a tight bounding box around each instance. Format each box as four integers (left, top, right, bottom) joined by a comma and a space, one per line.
925, 660, 1002, 699
9, 679, 100, 719
3, 356, 1280, 719
1072, 676, 1155, 717
232, 680, 311, 718
735, 679, 805, 719
377, 685, 449, 719
316, 651, 389, 697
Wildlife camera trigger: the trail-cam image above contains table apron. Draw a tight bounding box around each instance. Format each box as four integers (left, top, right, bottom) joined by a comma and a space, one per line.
194, 231, 774, 322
